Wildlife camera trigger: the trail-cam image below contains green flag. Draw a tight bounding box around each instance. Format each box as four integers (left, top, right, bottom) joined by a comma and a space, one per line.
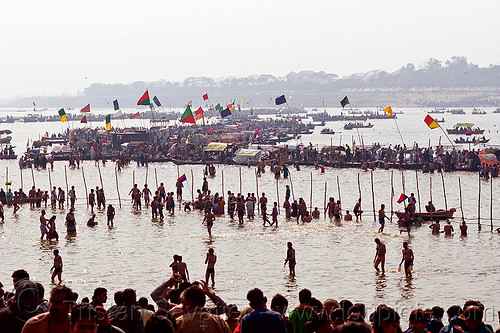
215, 103, 223, 112
58, 108, 67, 122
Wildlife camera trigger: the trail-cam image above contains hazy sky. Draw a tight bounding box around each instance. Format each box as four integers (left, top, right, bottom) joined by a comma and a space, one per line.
1, 0, 498, 99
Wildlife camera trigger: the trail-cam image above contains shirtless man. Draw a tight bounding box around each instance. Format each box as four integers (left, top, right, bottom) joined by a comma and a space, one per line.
260, 193, 271, 225
176, 256, 190, 282
353, 198, 363, 220
284, 242, 296, 275
443, 221, 454, 235
142, 184, 151, 207
176, 180, 183, 201
344, 210, 353, 221
69, 186, 76, 209
107, 204, 115, 227
236, 197, 245, 225
51, 249, 63, 283
399, 242, 414, 278
378, 204, 390, 233
374, 238, 386, 273
460, 221, 468, 236
129, 184, 140, 208
40, 210, 48, 240
205, 248, 217, 287
88, 189, 96, 212
334, 201, 341, 222
325, 197, 335, 220
158, 183, 166, 203
203, 209, 215, 238
133, 190, 142, 210
429, 221, 440, 234
167, 192, 175, 215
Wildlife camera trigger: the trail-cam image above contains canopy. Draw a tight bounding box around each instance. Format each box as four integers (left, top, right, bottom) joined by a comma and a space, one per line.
32, 140, 51, 148
321, 145, 346, 153
454, 123, 474, 128
479, 150, 498, 166
51, 145, 71, 154
235, 149, 260, 157
204, 142, 228, 152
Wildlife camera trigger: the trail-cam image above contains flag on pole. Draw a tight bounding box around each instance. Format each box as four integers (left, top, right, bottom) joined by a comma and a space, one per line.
215, 103, 223, 112
466, 131, 472, 136
397, 193, 408, 204
238, 99, 244, 105
58, 108, 67, 122
26, 138, 29, 148
105, 115, 111, 130
424, 115, 440, 129
177, 174, 187, 183
340, 96, 350, 108
195, 107, 204, 120
130, 112, 140, 119
383, 106, 393, 116
180, 105, 195, 123
275, 95, 286, 105
137, 90, 150, 106
221, 107, 232, 118
203, 93, 209, 101
113, 100, 120, 110
80, 104, 90, 113
153, 96, 162, 107
81, 116, 87, 123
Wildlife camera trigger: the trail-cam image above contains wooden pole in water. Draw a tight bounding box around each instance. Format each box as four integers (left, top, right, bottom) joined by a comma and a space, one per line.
115, 166, 121, 208
132, 170, 135, 187
5, 167, 8, 188
289, 172, 295, 201
155, 168, 159, 190
190, 169, 194, 203
490, 176, 493, 232
309, 172, 313, 212
255, 169, 260, 214
478, 171, 481, 231
31, 165, 35, 188
415, 170, 421, 214
47, 167, 52, 190
430, 175, 433, 203
401, 170, 405, 195
371, 171, 376, 222
82, 166, 89, 208
64, 166, 69, 202
440, 171, 447, 211
337, 175, 341, 201
239, 166, 242, 194
390, 170, 394, 219
221, 169, 224, 199
145, 165, 149, 186
97, 162, 104, 190
276, 179, 280, 214
324, 182, 327, 219
20, 168, 23, 191
458, 177, 464, 221
357, 173, 361, 200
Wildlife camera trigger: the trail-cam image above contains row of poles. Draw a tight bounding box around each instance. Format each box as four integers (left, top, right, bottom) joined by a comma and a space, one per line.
9, 165, 497, 231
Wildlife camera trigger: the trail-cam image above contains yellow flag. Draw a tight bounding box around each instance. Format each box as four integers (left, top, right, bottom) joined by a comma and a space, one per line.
238, 99, 244, 105
383, 106, 393, 116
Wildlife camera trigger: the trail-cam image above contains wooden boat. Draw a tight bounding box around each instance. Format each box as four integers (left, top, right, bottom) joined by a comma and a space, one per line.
454, 137, 489, 144
344, 122, 373, 130
447, 109, 466, 114
320, 128, 335, 134
395, 208, 456, 221
435, 118, 445, 123
446, 123, 484, 135
471, 108, 486, 115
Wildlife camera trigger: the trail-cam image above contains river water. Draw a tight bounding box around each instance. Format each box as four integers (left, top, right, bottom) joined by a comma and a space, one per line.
0, 107, 499, 327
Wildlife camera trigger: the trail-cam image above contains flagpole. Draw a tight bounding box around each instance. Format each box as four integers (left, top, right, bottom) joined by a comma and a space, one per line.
393, 116, 406, 147
438, 126, 455, 148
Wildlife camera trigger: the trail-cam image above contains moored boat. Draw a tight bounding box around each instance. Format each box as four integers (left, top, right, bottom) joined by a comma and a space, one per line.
395, 208, 456, 221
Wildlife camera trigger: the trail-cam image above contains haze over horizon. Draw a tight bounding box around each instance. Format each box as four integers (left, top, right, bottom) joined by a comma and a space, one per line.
1, 0, 499, 100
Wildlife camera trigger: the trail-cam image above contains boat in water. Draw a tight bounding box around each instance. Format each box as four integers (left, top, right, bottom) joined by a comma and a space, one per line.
320, 128, 335, 135
395, 208, 456, 221
428, 107, 446, 114
454, 137, 489, 144
344, 122, 374, 130
471, 108, 487, 115
447, 108, 466, 115
446, 123, 484, 135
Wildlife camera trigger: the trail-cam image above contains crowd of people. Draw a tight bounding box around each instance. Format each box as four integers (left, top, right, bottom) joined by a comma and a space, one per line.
0, 267, 499, 333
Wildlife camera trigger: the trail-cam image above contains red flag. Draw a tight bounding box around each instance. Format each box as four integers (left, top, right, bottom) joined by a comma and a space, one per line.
203, 94, 209, 101
81, 116, 87, 123
137, 90, 150, 105
130, 112, 140, 119
80, 104, 90, 113
195, 107, 203, 116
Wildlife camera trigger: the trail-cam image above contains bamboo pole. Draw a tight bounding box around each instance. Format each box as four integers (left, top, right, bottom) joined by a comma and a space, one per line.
357, 173, 361, 200
82, 166, 89, 208
255, 169, 260, 214
309, 172, 313, 212
458, 177, 464, 221
190, 169, 194, 203
430, 175, 433, 203
371, 171, 376, 222
47, 167, 52, 190
336, 175, 341, 201
324, 182, 327, 219
115, 166, 121, 208
239, 166, 242, 194
490, 176, 493, 232
97, 162, 104, 190
20, 167, 23, 190
133, 170, 135, 187
276, 179, 280, 214
5, 167, 8, 188
415, 170, 421, 214
440, 171, 447, 211
155, 168, 159, 190
31, 165, 35, 188
478, 171, 481, 231
145, 165, 149, 186
289, 172, 295, 201
221, 169, 224, 199
390, 170, 394, 219
401, 170, 405, 195
64, 166, 69, 203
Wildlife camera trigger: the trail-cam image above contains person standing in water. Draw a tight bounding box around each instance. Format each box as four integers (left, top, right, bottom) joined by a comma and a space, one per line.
107, 204, 115, 228
399, 242, 414, 278
284, 242, 296, 276
51, 249, 63, 283
205, 248, 217, 287
203, 209, 215, 238
378, 204, 390, 233
40, 210, 48, 240
374, 238, 386, 273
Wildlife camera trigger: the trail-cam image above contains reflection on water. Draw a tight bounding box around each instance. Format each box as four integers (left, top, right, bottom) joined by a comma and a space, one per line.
374, 272, 387, 299
284, 274, 298, 294
397, 277, 415, 301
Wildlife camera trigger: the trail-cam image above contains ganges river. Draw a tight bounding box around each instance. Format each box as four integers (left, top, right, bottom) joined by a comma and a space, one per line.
0, 107, 499, 326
